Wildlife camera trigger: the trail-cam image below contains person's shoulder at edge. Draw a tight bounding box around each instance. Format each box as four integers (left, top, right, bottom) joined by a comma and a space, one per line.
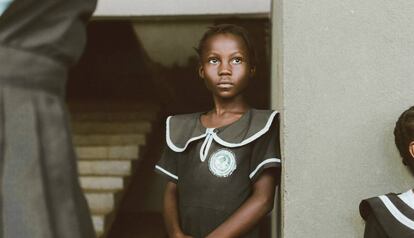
360, 192, 399, 221
249, 108, 280, 127
360, 189, 414, 219
166, 111, 201, 121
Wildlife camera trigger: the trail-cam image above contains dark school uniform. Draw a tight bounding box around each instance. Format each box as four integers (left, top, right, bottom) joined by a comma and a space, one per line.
155, 108, 281, 238
0, 1, 96, 238
360, 190, 414, 238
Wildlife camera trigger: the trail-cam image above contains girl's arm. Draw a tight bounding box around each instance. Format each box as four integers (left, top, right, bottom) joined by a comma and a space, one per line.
206, 168, 279, 238
163, 181, 193, 238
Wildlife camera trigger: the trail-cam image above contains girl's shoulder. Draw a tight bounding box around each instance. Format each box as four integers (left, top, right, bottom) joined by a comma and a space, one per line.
165, 112, 204, 137
164, 111, 204, 152
249, 108, 279, 125
167, 112, 202, 121
217, 108, 279, 146
360, 190, 414, 237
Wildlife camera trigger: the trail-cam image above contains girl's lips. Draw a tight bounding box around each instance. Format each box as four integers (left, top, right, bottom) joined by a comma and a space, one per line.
217, 83, 233, 89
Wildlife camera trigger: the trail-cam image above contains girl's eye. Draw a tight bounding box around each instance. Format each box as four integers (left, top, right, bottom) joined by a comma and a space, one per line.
231, 58, 243, 64
208, 58, 219, 64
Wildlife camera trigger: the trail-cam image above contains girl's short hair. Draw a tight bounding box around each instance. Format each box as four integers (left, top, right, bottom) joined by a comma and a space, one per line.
195, 24, 257, 68
394, 106, 414, 165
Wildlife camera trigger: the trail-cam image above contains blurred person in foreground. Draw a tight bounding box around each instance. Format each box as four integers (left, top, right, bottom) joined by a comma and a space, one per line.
0, 0, 97, 237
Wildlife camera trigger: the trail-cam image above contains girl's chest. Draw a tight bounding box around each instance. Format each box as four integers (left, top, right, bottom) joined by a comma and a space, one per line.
176, 142, 253, 186
176, 141, 255, 210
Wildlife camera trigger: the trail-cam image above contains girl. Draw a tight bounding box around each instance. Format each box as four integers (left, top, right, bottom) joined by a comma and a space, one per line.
360, 106, 414, 238
155, 24, 281, 238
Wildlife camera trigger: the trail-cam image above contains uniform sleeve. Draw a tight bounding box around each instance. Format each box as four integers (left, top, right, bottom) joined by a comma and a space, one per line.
364, 215, 388, 238
154, 144, 179, 183
249, 113, 281, 182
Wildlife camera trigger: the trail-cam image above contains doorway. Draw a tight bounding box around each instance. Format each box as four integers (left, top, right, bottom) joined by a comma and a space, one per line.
67, 16, 274, 238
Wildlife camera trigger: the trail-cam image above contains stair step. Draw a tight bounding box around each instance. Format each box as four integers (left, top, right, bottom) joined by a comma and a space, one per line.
71, 111, 158, 122
78, 160, 135, 176
68, 101, 160, 112
71, 121, 152, 134
76, 145, 139, 160
73, 133, 146, 146
68, 100, 161, 238
80, 176, 129, 191
92, 210, 115, 236
85, 190, 123, 214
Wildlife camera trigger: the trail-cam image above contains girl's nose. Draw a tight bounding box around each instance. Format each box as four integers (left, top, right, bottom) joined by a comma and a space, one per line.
218, 62, 232, 75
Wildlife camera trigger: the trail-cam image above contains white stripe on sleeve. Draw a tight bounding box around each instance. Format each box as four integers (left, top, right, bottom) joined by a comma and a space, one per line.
155, 165, 178, 180
379, 195, 414, 230
249, 158, 281, 179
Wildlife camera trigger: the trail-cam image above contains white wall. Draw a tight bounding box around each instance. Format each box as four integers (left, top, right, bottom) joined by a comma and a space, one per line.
275, 0, 414, 237
94, 0, 271, 17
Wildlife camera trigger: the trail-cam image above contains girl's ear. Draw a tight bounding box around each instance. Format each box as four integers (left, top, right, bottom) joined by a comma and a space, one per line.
409, 141, 414, 159
198, 65, 205, 79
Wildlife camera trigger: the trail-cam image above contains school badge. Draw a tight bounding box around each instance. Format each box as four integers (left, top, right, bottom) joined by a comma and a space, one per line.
208, 149, 237, 177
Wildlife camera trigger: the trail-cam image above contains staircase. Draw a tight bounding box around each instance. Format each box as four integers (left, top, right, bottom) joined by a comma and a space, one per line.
68, 101, 160, 238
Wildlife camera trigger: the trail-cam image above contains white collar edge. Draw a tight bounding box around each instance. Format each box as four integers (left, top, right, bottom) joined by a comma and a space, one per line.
166, 111, 279, 152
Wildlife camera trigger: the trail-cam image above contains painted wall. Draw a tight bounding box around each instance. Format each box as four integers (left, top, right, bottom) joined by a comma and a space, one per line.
274, 0, 414, 237
94, 0, 270, 17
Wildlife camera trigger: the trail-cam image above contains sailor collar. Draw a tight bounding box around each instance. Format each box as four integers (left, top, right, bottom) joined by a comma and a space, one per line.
360, 190, 414, 237
166, 109, 279, 161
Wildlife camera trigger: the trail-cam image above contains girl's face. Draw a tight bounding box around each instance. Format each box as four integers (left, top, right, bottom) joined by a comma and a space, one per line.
199, 33, 255, 100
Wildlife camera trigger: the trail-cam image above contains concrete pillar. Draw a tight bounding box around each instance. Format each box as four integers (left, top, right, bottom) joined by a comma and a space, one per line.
272, 0, 414, 237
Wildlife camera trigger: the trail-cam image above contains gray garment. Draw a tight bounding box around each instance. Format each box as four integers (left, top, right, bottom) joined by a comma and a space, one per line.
0, 0, 96, 237
156, 109, 281, 238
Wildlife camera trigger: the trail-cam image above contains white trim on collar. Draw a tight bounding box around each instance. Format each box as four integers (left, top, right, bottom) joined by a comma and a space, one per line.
166, 110, 279, 152
379, 195, 414, 230
212, 111, 279, 148
398, 189, 414, 210
166, 116, 207, 152
249, 158, 281, 179
155, 165, 178, 180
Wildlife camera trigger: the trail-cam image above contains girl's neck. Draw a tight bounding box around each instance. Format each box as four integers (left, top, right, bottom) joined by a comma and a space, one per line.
211, 95, 249, 115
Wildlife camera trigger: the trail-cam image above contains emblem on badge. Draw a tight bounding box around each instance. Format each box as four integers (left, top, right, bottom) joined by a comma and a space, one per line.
209, 149, 237, 177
